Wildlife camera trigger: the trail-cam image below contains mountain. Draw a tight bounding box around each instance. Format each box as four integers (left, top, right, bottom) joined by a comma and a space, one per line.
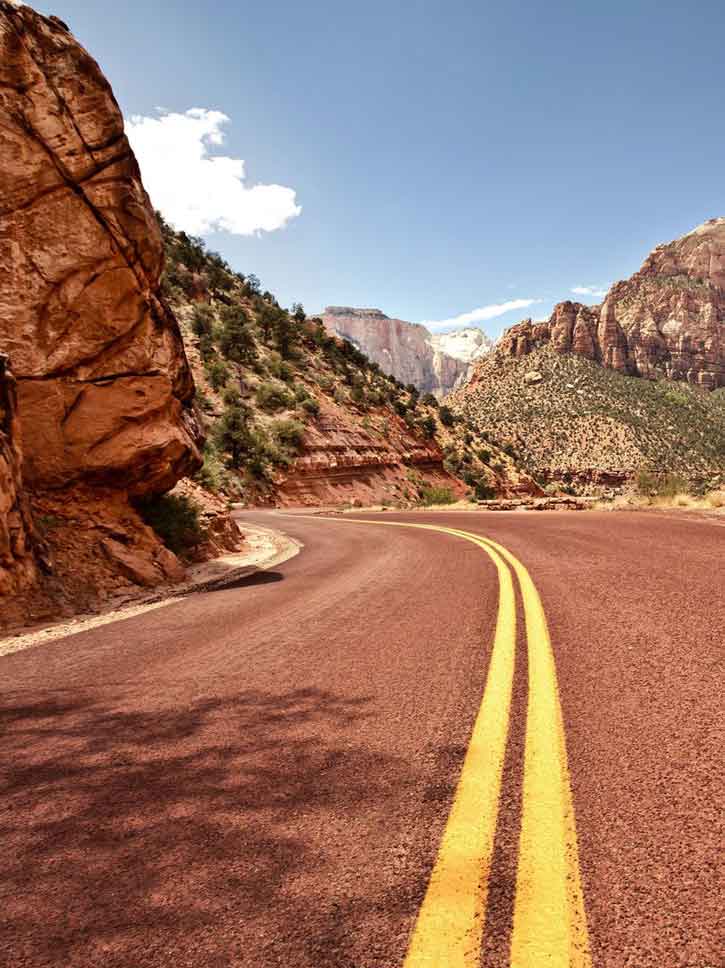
498, 218, 725, 388
317, 307, 490, 397
451, 220, 725, 492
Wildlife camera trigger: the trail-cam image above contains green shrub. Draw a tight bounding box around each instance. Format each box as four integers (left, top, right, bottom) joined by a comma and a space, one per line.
301, 396, 320, 416
267, 352, 295, 382
135, 494, 205, 555
420, 414, 436, 438
197, 333, 216, 362
270, 418, 305, 450
219, 305, 256, 363
439, 405, 455, 426
317, 373, 334, 392
421, 392, 439, 408
191, 305, 215, 338
255, 380, 294, 411
473, 480, 496, 501
206, 360, 229, 390
418, 485, 456, 506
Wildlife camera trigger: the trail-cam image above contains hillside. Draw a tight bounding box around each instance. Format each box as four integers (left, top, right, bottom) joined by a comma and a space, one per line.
451, 345, 725, 493
160, 226, 537, 507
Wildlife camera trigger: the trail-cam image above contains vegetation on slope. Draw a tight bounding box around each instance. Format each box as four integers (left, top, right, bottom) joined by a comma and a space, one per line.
452, 345, 725, 494
159, 219, 526, 505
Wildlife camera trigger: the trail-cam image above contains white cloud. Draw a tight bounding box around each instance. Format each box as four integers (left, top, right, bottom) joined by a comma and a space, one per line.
126, 108, 301, 236
422, 298, 541, 332
571, 285, 607, 300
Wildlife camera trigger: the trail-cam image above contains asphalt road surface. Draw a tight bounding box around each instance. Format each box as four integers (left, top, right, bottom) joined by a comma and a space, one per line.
1, 510, 722, 968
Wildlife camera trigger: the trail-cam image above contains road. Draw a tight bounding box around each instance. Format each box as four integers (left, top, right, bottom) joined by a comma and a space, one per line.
1, 509, 722, 967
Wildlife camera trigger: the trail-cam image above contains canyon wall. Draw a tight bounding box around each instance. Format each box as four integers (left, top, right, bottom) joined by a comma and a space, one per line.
499, 218, 725, 389
0, 1, 202, 492
0, 2, 205, 625
0, 355, 37, 600
318, 307, 472, 397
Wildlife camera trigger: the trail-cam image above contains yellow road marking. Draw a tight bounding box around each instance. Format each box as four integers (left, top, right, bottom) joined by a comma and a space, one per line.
302, 516, 590, 966
470, 533, 591, 968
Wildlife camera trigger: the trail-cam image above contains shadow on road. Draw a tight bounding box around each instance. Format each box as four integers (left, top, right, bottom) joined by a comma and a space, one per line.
0, 684, 428, 967
207, 569, 285, 592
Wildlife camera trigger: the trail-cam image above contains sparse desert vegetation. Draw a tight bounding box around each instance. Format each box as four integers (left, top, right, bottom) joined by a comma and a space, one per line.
159, 220, 532, 505
451, 345, 725, 495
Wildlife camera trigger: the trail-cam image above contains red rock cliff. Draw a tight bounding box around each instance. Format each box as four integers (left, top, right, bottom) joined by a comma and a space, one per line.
0, 3, 204, 627
498, 219, 725, 389
0, 1, 202, 492
0, 354, 37, 600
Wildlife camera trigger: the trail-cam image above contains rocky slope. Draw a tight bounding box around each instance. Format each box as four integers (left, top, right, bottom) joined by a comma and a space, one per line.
161, 227, 537, 508
499, 218, 725, 389
451, 345, 725, 494
318, 307, 478, 397
0, 3, 237, 628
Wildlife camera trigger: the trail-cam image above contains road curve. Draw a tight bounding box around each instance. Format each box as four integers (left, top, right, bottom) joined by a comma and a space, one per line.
0, 509, 722, 967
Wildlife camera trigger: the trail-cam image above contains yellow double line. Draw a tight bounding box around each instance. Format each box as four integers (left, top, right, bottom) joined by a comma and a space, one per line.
327, 518, 591, 967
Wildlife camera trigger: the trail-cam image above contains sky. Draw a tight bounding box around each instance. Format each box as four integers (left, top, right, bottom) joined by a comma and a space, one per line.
40, 0, 725, 335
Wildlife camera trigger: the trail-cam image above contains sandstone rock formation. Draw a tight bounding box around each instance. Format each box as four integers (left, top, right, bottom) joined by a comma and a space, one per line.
0, 354, 37, 603
275, 401, 465, 506
318, 307, 476, 397
498, 218, 725, 389
0, 3, 205, 626
0, 1, 202, 492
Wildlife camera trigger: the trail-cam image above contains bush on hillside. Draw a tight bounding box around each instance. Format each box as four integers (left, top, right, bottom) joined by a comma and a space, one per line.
219, 305, 256, 363
439, 405, 455, 426
255, 380, 294, 411
206, 360, 230, 390
270, 418, 305, 450
418, 485, 456, 506
135, 493, 205, 555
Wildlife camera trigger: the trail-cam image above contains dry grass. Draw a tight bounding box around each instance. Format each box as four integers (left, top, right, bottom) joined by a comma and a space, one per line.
595, 489, 725, 512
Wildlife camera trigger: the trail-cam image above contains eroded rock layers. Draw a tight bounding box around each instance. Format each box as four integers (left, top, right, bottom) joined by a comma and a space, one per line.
500, 219, 725, 389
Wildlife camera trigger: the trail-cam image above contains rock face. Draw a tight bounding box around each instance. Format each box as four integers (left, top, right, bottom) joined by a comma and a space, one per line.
0, 2, 202, 493
318, 307, 475, 397
429, 327, 493, 367
498, 218, 725, 389
0, 3, 205, 626
0, 354, 37, 602
275, 400, 466, 506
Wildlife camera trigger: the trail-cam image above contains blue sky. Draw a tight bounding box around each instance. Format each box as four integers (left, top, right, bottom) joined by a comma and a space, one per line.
42, 0, 724, 334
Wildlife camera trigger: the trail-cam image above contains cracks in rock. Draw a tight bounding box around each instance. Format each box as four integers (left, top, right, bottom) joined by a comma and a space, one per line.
18, 367, 163, 386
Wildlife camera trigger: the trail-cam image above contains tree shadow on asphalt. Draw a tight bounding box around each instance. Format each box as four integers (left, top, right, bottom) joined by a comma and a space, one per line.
0, 686, 431, 968
206, 570, 284, 592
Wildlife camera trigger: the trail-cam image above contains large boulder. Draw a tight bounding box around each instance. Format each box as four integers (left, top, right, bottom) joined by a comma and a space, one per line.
0, 1, 202, 493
